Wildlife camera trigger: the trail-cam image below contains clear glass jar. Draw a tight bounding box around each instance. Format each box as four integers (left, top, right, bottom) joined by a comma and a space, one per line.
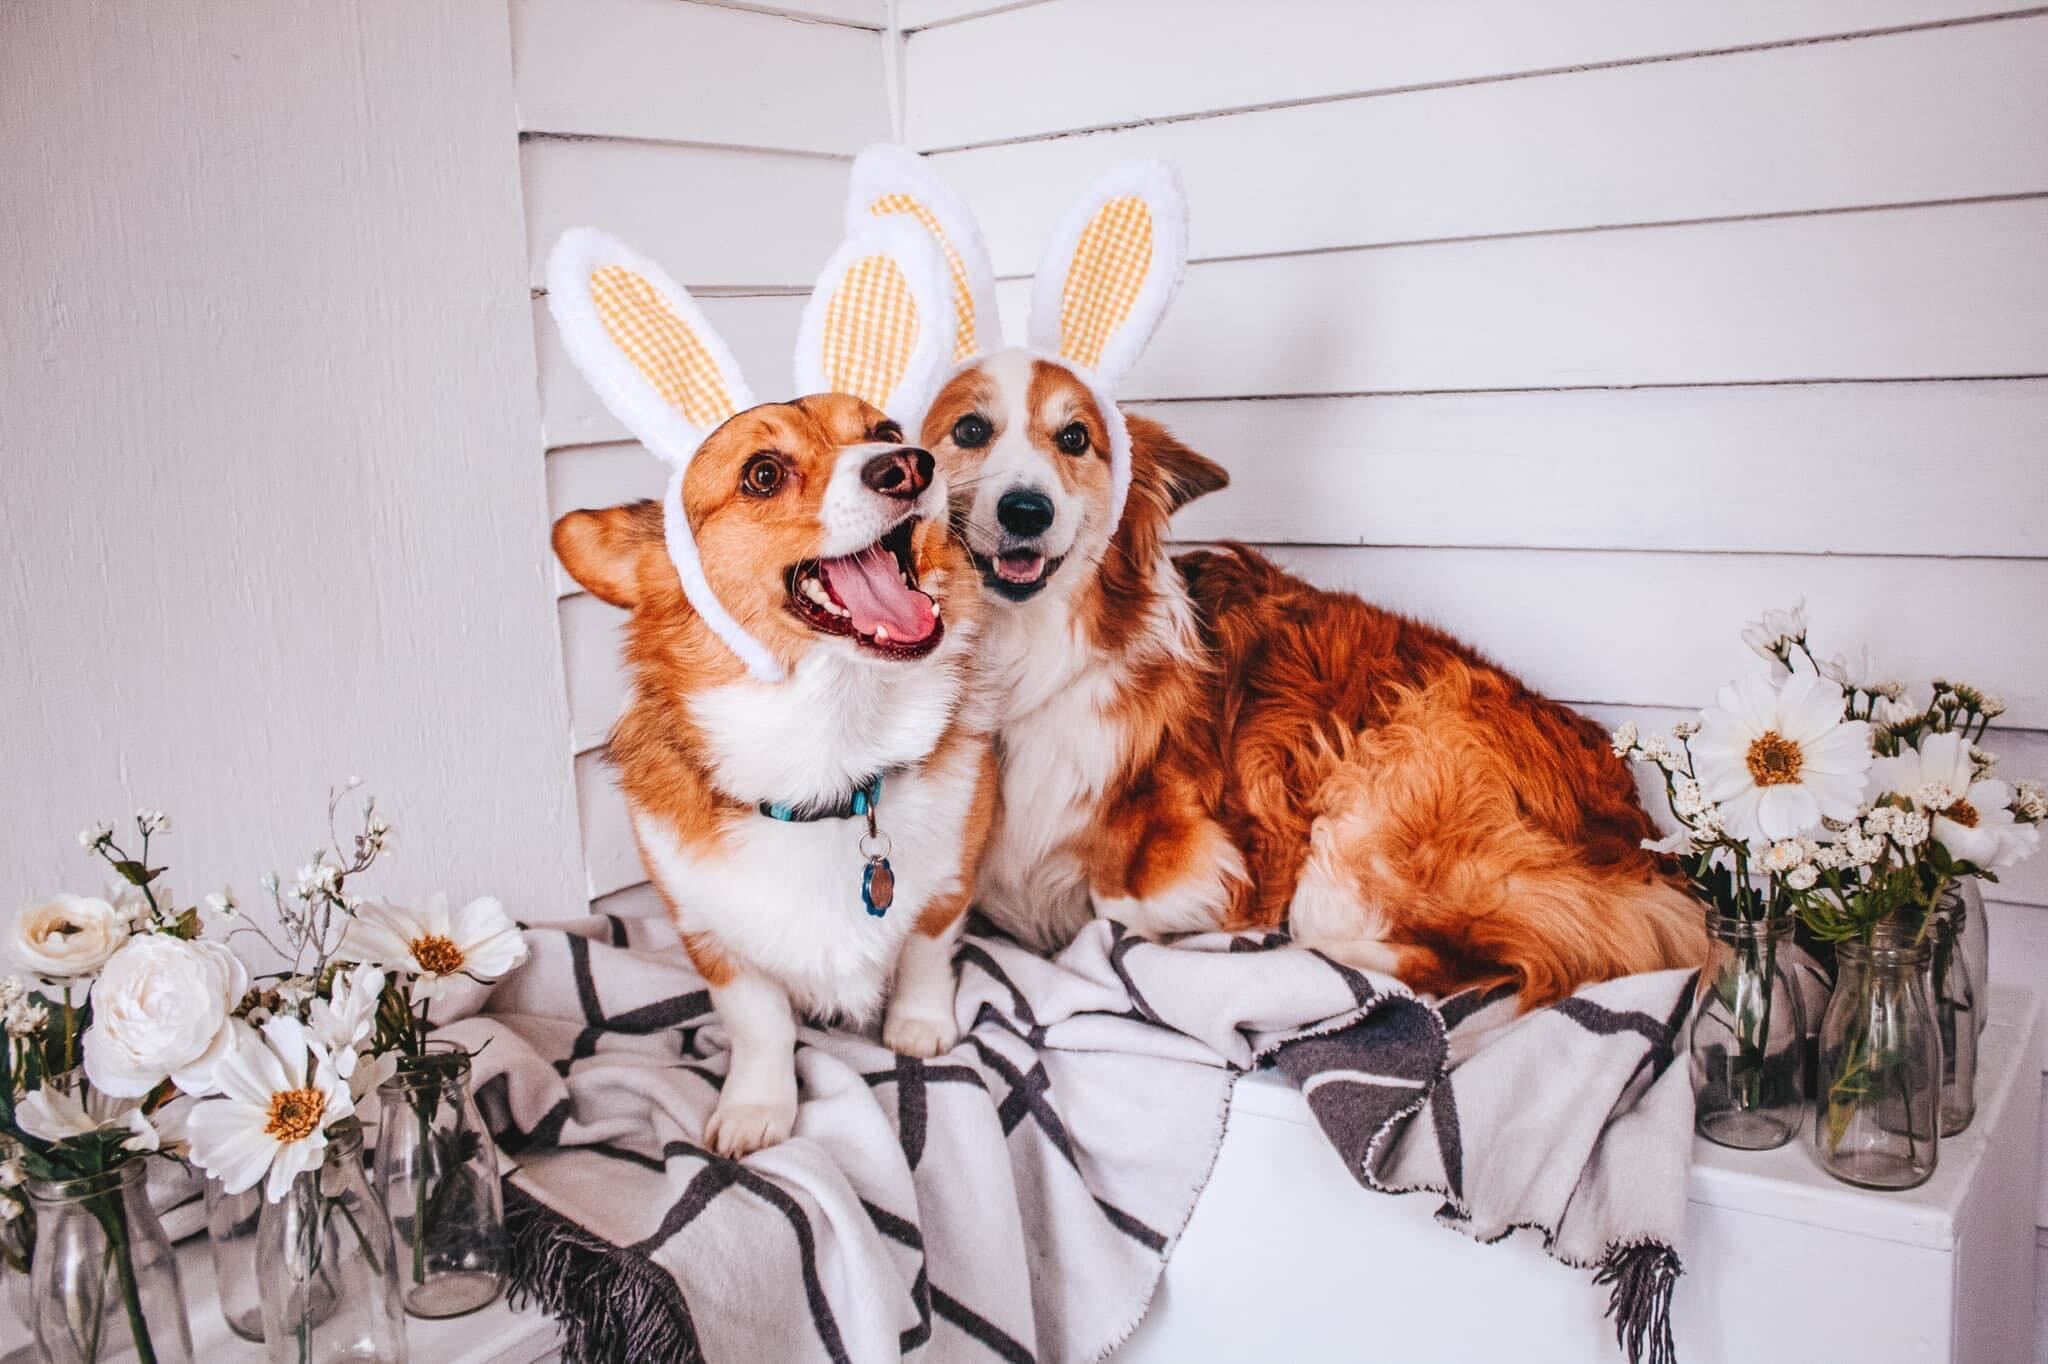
1690, 912, 1808, 1149
373, 1045, 506, 1319
201, 1180, 263, 1342
257, 1119, 407, 1364
1952, 877, 1989, 1039
1929, 890, 1978, 1136
26, 1160, 193, 1364
1813, 933, 1942, 1190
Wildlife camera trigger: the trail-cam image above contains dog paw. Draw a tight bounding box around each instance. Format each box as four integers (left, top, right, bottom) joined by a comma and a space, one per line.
705, 1097, 795, 1157
883, 1010, 959, 1059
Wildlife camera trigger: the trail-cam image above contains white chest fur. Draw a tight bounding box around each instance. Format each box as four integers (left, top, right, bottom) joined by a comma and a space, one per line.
634, 637, 983, 1022
974, 591, 1128, 949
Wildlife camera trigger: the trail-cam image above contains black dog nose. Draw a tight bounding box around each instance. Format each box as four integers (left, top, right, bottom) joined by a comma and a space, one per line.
861, 447, 934, 501
996, 489, 1055, 537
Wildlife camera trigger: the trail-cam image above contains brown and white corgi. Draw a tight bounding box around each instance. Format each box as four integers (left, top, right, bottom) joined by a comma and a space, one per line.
547, 223, 994, 1156
849, 148, 1707, 1005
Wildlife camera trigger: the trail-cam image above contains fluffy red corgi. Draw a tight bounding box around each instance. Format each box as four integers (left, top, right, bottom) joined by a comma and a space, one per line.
547, 223, 993, 1155
848, 148, 1707, 1005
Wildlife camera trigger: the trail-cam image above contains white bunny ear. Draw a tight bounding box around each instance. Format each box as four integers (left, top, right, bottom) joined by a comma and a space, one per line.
791, 216, 957, 430
548, 229, 784, 683
844, 144, 998, 364
545, 227, 756, 467
1026, 161, 1187, 391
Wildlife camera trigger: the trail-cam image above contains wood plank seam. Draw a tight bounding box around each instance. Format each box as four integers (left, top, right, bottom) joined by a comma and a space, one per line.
910, 5, 2048, 153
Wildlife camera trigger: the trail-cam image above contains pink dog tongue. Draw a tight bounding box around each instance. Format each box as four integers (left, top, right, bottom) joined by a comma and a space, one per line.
820, 542, 937, 643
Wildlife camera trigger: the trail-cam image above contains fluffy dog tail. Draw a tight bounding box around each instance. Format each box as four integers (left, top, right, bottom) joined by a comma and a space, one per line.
1294, 667, 1711, 1009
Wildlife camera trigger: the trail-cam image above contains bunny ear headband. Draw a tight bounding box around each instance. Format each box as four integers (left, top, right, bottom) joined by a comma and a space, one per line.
546, 219, 957, 682
846, 145, 1189, 533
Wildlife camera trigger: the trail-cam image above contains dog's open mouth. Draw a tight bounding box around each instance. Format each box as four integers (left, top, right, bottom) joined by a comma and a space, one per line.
787, 518, 943, 659
971, 548, 1065, 602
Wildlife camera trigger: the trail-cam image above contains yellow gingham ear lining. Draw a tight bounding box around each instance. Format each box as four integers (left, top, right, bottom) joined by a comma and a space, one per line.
870, 193, 975, 361
589, 265, 737, 432
1059, 195, 1154, 372
821, 254, 919, 411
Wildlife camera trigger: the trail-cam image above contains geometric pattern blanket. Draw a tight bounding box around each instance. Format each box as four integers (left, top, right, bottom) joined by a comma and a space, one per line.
433, 913, 1699, 1364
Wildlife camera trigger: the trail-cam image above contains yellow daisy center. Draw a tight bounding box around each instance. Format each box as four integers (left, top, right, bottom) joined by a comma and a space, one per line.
1745, 731, 1804, 787
264, 1087, 327, 1143
410, 933, 466, 976
1946, 799, 1980, 828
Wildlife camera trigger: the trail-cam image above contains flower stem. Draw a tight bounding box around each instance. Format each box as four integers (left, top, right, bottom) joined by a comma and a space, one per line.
86, 1190, 156, 1364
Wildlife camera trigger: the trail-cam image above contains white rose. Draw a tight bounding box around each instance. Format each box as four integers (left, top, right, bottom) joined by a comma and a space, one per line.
83, 936, 247, 1098
11, 894, 130, 979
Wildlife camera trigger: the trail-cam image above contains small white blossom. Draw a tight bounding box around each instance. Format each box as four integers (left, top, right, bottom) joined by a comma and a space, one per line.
1786, 864, 1819, 891
1981, 695, 2006, 719
1672, 777, 1707, 819
261, 871, 280, 895
0, 1156, 22, 1191
1672, 719, 1701, 740
273, 977, 315, 1009
1968, 745, 1999, 779
1639, 734, 1685, 771
135, 809, 170, 836
2014, 780, 2047, 823
1760, 840, 1808, 873
78, 822, 113, 849
3, 1000, 48, 1038
1609, 722, 1638, 758
0, 977, 23, 1009
203, 887, 238, 918
1812, 843, 1849, 871
1891, 811, 1931, 847
1818, 645, 1875, 692
291, 859, 339, 900
1860, 805, 1896, 836
1914, 782, 1959, 813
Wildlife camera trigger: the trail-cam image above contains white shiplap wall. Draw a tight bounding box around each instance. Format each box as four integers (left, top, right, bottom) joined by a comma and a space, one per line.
528, 0, 2048, 1261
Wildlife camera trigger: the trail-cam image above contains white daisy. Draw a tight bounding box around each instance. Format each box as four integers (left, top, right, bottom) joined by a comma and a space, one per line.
1692, 672, 1873, 844
1870, 732, 2040, 870
1740, 601, 1807, 666
184, 1016, 353, 1201
340, 894, 528, 1002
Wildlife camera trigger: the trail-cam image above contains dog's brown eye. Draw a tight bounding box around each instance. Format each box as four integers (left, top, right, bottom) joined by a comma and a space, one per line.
1055, 422, 1089, 455
872, 421, 904, 443
951, 414, 992, 449
740, 455, 784, 497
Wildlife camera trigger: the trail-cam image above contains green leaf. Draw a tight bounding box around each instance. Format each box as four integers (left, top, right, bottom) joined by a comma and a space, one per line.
109, 860, 161, 886
174, 908, 200, 940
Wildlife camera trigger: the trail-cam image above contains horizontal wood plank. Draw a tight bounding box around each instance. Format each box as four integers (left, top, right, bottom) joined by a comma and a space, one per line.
512, 0, 888, 152
978, 200, 2048, 396
904, 0, 2037, 148
536, 293, 807, 447
522, 140, 849, 289
896, 0, 1047, 29
1139, 381, 2048, 558
576, 747, 644, 898
1261, 546, 2048, 727
935, 17, 2048, 274
696, 0, 888, 25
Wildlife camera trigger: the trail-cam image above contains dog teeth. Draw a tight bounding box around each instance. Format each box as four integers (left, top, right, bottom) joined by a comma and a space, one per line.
874, 625, 891, 641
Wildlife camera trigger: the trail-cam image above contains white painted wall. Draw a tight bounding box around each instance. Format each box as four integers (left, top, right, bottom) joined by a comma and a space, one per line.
0, 1, 583, 929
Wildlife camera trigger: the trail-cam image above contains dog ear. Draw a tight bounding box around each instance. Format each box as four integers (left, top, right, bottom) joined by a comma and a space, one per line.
546, 228, 755, 468
791, 217, 957, 430
1129, 414, 1229, 513
552, 504, 665, 610
844, 144, 998, 363
1026, 161, 1187, 391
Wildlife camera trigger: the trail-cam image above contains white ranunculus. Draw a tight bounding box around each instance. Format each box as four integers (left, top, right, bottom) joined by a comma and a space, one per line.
11, 893, 130, 980
1692, 671, 1873, 845
83, 935, 247, 1099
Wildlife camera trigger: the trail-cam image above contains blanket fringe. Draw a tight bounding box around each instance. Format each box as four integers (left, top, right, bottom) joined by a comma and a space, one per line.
504, 1182, 703, 1364
1593, 1241, 1680, 1364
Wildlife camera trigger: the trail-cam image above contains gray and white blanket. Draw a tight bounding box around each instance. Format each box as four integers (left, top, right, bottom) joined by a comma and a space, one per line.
437, 912, 1697, 1364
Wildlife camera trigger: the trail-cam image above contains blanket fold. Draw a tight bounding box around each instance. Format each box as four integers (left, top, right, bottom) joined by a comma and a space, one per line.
441, 913, 1696, 1364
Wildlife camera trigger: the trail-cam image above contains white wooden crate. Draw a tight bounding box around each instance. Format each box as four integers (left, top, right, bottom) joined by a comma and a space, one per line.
1122, 988, 2043, 1362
